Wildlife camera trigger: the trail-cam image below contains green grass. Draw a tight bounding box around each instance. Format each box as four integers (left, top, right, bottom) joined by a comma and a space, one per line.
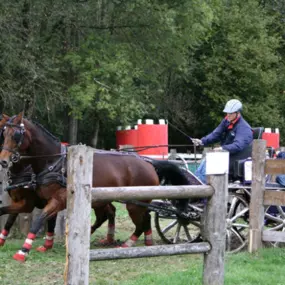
1, 242, 285, 285
1, 203, 285, 284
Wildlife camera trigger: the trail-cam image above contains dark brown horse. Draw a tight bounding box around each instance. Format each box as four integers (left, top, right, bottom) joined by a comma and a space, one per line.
0, 114, 55, 250
0, 112, 192, 262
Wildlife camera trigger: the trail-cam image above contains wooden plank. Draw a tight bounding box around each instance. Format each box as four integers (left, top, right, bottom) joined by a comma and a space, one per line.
248, 139, 267, 253
64, 146, 93, 285
90, 242, 210, 261
203, 172, 228, 285
264, 190, 285, 206
265, 159, 285, 175
91, 185, 214, 202
262, 230, 285, 243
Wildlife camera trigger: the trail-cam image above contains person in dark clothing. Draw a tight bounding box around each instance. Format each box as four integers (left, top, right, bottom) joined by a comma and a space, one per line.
192, 99, 253, 183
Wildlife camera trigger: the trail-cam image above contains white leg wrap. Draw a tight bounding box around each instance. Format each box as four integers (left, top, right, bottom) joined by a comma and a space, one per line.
17, 250, 28, 256
0, 233, 7, 240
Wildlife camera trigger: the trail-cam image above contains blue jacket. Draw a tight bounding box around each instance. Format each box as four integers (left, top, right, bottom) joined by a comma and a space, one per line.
201, 116, 253, 154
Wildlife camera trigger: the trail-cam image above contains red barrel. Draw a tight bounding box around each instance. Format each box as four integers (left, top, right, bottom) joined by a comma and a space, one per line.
262, 132, 280, 149
137, 120, 168, 158
116, 127, 138, 149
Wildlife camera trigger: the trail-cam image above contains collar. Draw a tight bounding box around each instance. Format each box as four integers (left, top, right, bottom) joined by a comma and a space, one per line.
225, 113, 241, 130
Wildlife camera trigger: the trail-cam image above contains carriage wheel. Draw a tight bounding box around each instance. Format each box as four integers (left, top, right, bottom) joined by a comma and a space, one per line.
226, 193, 249, 253
154, 200, 202, 244
264, 205, 285, 247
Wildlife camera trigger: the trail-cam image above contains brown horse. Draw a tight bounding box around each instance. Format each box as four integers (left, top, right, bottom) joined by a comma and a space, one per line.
0, 114, 55, 249
0, 112, 192, 262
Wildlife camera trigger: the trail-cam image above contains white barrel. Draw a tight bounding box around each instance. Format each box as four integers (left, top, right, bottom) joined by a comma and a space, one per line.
264, 128, 271, 133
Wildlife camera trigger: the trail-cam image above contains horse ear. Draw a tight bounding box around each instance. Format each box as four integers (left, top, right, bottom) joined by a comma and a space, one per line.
2, 114, 10, 121
14, 111, 24, 124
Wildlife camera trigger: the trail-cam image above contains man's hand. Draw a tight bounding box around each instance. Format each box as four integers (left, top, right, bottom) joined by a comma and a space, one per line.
213, 147, 223, 151
191, 138, 203, 146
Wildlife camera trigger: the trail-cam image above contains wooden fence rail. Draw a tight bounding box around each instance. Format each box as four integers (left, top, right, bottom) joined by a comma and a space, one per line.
64, 145, 228, 285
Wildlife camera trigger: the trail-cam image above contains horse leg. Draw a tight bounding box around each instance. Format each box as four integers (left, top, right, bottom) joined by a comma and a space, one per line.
143, 210, 153, 246
91, 203, 116, 245
13, 199, 61, 262
121, 203, 152, 248
0, 214, 18, 246
0, 199, 35, 246
36, 215, 57, 252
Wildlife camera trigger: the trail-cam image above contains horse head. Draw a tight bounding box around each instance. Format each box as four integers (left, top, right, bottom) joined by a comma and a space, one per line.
0, 114, 10, 141
0, 112, 32, 168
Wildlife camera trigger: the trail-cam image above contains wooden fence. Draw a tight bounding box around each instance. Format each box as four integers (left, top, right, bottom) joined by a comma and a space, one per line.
64, 145, 228, 285
249, 139, 285, 252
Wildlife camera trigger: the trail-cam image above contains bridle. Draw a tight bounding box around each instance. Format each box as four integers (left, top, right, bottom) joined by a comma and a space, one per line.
1, 119, 67, 164
2, 121, 26, 163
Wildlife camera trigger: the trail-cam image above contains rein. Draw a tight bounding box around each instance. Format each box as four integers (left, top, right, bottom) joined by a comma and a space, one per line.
16, 152, 67, 160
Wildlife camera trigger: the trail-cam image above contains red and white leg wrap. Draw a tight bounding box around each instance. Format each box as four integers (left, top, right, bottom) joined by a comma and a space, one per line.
121, 234, 138, 248
13, 250, 28, 262
99, 224, 115, 245
22, 233, 36, 251
13, 233, 36, 262
0, 229, 8, 246
36, 232, 54, 252
144, 229, 153, 246
106, 224, 115, 242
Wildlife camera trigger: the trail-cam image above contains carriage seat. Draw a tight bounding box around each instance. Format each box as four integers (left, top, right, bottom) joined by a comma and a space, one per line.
252, 127, 264, 140
233, 127, 264, 181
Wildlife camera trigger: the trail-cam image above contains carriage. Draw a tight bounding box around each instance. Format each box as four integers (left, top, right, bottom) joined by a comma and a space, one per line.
149, 127, 285, 253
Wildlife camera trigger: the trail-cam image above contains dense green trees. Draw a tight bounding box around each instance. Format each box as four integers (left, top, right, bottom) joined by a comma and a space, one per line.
0, 0, 284, 147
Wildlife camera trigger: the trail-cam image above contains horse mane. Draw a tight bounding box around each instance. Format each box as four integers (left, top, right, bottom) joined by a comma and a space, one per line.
31, 120, 60, 143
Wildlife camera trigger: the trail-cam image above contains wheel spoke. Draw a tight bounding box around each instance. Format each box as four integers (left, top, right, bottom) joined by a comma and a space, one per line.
232, 223, 249, 228
231, 227, 246, 245
230, 207, 249, 222
277, 206, 285, 219
266, 223, 284, 231
173, 223, 182, 243
265, 213, 283, 223
183, 225, 192, 241
228, 197, 239, 218
161, 220, 178, 235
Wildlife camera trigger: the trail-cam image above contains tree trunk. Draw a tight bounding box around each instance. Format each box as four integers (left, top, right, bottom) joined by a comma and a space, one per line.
91, 120, 99, 148
68, 115, 78, 144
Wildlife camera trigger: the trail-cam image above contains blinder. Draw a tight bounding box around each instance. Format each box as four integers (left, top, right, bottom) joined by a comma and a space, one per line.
13, 129, 24, 145
1, 121, 26, 163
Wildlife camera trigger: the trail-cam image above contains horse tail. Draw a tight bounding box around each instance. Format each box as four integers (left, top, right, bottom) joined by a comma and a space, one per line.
150, 160, 202, 186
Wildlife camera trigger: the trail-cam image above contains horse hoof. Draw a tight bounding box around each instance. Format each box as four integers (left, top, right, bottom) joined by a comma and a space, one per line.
0, 239, 6, 246
117, 243, 130, 248
98, 238, 116, 246
36, 245, 52, 252
145, 241, 153, 246
13, 252, 26, 262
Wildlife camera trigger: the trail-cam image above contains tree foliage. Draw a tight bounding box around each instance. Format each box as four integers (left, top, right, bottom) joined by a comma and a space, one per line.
0, 0, 285, 146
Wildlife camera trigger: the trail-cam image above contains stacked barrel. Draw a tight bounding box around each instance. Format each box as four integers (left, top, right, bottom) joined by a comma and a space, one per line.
262, 128, 280, 149
116, 119, 168, 159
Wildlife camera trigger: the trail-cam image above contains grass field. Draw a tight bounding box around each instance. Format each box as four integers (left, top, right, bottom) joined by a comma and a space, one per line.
0, 203, 285, 285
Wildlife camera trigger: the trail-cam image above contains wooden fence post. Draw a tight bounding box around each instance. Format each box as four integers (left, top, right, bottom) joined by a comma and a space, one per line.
203, 151, 228, 285
203, 173, 228, 285
248, 140, 266, 253
64, 145, 93, 285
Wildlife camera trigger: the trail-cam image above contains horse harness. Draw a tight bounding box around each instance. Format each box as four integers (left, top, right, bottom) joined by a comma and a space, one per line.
1, 117, 67, 193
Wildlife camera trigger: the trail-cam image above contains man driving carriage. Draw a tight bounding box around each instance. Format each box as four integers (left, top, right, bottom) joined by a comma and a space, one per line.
192, 99, 253, 183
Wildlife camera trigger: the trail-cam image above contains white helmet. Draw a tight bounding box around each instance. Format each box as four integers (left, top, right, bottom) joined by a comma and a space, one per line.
223, 99, 242, 113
